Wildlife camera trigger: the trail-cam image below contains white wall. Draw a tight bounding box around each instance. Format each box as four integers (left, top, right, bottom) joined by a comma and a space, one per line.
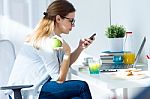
0, 0, 3, 15
0, 0, 51, 52
0, 16, 32, 53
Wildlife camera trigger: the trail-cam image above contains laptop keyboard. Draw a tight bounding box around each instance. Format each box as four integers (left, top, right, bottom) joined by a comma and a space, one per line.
100, 63, 133, 70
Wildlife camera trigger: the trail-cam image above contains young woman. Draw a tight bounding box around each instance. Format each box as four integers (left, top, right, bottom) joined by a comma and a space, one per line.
8, 0, 94, 99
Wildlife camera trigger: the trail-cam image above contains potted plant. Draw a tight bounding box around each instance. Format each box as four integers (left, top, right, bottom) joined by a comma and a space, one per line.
105, 24, 126, 52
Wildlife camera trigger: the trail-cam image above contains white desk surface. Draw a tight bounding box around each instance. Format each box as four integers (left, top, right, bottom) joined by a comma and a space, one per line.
70, 65, 150, 90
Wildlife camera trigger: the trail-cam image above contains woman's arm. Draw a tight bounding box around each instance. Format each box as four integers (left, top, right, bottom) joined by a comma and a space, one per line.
57, 41, 71, 83
70, 38, 94, 66
70, 46, 83, 66
57, 53, 70, 83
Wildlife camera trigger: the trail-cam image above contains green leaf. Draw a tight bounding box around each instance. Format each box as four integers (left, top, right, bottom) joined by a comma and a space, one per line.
105, 25, 126, 38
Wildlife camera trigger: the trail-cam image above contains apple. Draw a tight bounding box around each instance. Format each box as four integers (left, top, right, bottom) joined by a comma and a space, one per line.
51, 36, 62, 48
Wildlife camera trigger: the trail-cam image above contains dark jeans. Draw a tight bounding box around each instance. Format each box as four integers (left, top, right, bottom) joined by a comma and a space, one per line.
39, 80, 92, 99
133, 87, 150, 99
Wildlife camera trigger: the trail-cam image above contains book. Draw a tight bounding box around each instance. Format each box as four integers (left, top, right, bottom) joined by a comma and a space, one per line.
101, 59, 114, 63
101, 51, 130, 56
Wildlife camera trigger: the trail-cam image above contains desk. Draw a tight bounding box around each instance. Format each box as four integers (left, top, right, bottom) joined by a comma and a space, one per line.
69, 65, 150, 99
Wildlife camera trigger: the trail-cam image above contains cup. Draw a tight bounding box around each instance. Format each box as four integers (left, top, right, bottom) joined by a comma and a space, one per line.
88, 60, 101, 74
83, 57, 93, 66
123, 52, 135, 65
113, 55, 123, 63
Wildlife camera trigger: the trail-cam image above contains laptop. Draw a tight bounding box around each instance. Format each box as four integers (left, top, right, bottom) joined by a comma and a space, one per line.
100, 37, 146, 72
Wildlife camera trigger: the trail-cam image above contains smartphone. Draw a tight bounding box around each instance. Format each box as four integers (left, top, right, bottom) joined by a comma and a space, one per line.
89, 33, 96, 40
84, 33, 96, 46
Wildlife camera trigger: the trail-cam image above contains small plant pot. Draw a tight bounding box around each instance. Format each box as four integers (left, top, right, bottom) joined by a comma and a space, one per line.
108, 38, 124, 52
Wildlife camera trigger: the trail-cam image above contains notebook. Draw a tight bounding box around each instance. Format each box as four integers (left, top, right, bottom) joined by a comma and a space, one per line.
100, 37, 146, 72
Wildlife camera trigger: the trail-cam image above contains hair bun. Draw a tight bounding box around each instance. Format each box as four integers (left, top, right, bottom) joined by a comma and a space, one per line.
43, 12, 48, 16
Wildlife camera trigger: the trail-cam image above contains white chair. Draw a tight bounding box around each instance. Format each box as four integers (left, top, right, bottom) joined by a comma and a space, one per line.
0, 40, 33, 99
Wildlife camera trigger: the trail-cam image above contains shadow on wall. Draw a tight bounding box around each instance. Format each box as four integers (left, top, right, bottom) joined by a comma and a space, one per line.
0, 15, 32, 53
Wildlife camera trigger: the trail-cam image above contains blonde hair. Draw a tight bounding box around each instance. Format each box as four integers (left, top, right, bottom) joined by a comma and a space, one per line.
26, 18, 54, 49
26, 0, 75, 49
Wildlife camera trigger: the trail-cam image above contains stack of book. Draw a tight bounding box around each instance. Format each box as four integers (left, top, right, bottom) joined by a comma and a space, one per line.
100, 54, 114, 64
100, 51, 126, 69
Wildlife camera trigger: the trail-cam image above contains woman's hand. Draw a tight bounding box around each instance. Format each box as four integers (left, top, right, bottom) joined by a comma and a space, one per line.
78, 37, 95, 50
52, 37, 71, 54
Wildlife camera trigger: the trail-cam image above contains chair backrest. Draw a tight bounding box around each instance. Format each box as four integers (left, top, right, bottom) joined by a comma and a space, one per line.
0, 40, 16, 99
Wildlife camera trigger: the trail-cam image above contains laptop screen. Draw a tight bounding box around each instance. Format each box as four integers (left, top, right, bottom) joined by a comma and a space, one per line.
133, 37, 146, 68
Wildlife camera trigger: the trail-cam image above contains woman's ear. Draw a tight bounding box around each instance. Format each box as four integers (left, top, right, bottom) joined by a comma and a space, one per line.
55, 15, 61, 23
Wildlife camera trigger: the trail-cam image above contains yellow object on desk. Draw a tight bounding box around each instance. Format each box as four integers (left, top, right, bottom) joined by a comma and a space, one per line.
123, 52, 135, 65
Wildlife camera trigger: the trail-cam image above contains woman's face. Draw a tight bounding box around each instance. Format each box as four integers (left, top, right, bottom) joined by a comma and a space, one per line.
55, 12, 75, 35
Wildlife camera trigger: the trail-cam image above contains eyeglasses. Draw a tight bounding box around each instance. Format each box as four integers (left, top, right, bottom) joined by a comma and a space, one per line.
60, 15, 75, 25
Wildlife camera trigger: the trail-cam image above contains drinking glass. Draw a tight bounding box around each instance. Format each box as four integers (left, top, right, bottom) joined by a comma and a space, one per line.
88, 60, 101, 74
123, 52, 135, 65
113, 55, 123, 63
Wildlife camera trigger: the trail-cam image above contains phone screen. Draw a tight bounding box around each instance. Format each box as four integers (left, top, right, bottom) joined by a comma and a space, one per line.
89, 33, 96, 40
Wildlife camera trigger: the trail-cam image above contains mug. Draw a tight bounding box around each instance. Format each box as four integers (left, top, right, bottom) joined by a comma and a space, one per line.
113, 55, 123, 63
83, 57, 93, 66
